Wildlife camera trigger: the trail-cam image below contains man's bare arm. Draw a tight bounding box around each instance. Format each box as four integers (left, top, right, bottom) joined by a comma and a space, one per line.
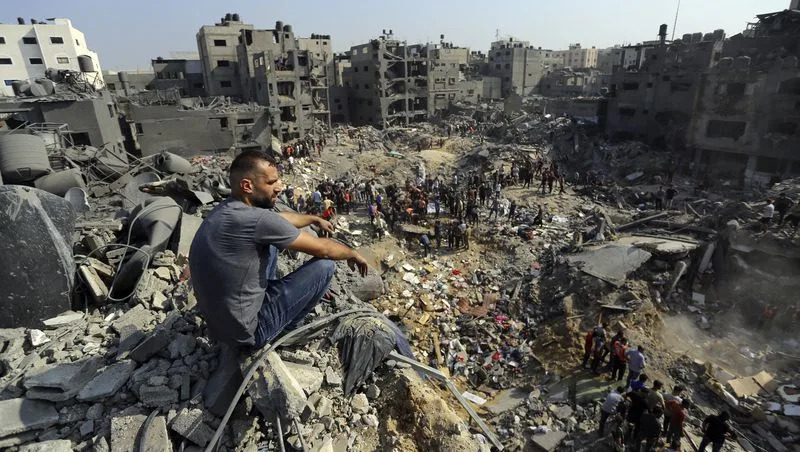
279, 211, 319, 228
288, 232, 368, 275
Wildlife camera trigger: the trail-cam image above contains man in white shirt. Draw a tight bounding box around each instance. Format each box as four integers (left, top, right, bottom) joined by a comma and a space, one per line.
760, 199, 775, 232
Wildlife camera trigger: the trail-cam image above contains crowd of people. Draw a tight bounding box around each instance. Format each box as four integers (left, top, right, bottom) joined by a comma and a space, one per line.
584, 323, 734, 451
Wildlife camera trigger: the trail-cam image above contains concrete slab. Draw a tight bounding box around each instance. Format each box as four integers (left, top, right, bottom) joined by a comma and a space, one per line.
527, 431, 567, 451
42, 311, 84, 328
111, 414, 170, 452
78, 360, 137, 401
0, 398, 59, 437
24, 357, 102, 402
484, 387, 529, 415
248, 351, 307, 421
566, 244, 652, 287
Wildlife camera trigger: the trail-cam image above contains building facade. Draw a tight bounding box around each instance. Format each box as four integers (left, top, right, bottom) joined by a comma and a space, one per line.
196, 13, 253, 98
540, 68, 609, 98
486, 38, 561, 97
0, 18, 103, 96
151, 52, 205, 97
553, 43, 598, 69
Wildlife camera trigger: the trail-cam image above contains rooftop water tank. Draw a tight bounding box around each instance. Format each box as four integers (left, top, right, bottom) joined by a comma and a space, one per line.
0, 134, 52, 183
77, 55, 95, 73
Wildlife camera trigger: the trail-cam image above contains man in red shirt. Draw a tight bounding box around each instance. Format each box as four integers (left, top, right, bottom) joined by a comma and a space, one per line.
610, 337, 627, 381
665, 398, 691, 449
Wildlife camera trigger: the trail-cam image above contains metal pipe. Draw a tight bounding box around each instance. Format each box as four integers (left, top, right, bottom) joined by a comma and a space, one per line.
292, 417, 307, 451
275, 415, 286, 452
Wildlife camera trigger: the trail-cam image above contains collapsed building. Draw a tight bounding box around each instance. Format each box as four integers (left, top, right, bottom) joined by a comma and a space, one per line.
606, 11, 800, 186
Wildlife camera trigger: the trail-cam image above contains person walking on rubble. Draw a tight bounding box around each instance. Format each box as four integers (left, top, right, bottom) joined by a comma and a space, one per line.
434, 221, 442, 249
759, 199, 775, 232
189, 151, 369, 351
599, 386, 625, 437
625, 345, 647, 388
665, 397, 691, 449
610, 337, 628, 381
698, 410, 733, 452
655, 186, 666, 210
666, 185, 678, 209
590, 323, 608, 374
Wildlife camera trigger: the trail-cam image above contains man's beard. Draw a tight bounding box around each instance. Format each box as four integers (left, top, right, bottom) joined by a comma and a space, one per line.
251, 193, 275, 209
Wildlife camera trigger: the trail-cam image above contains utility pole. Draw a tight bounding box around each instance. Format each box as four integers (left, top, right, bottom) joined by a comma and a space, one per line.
671, 0, 681, 41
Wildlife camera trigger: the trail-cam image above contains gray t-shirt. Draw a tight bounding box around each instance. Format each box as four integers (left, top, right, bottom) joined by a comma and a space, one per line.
189, 199, 300, 346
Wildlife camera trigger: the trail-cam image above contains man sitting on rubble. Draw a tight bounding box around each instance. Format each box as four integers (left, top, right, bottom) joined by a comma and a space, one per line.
189, 151, 369, 350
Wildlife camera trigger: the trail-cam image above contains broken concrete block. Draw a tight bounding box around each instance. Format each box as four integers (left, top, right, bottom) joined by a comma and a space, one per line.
284, 361, 324, 395
167, 333, 196, 358
316, 396, 333, 417
324, 366, 342, 386
150, 292, 170, 311
138, 384, 178, 408
170, 408, 215, 447
0, 398, 59, 437
18, 439, 73, 452
528, 430, 567, 452
111, 304, 154, 335
110, 414, 170, 452
42, 311, 84, 328
24, 357, 102, 402
129, 327, 172, 362
77, 360, 137, 402
248, 351, 307, 421
349, 273, 384, 301
350, 393, 370, 414
29, 329, 50, 347
203, 344, 243, 417
78, 265, 108, 303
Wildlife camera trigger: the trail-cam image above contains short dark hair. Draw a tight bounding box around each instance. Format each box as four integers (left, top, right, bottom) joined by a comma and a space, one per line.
229, 150, 277, 185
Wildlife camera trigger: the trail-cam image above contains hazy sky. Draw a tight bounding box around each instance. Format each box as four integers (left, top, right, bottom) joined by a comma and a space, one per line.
10, 0, 791, 70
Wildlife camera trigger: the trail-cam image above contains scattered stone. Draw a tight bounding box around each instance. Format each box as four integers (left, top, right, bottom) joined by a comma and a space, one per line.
362, 414, 379, 427
79, 419, 94, 437
351, 393, 370, 414
85, 403, 104, 420
168, 333, 196, 358
365, 384, 380, 399
284, 361, 324, 395
249, 351, 307, 420
18, 439, 72, 452
139, 385, 179, 408
129, 327, 172, 362
316, 396, 333, 417
29, 329, 50, 347
0, 398, 59, 437
77, 360, 137, 402
170, 408, 215, 447
324, 366, 342, 386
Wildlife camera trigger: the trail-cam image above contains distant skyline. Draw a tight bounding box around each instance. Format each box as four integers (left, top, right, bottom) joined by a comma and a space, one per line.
7, 0, 792, 70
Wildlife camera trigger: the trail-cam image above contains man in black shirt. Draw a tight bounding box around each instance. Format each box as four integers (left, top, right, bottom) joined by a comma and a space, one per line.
698, 411, 732, 452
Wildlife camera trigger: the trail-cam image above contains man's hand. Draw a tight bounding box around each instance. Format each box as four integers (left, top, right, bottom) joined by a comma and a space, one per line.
347, 251, 369, 277
315, 218, 335, 234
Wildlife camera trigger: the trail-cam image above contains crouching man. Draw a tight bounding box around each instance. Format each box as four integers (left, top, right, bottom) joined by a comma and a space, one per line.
189, 151, 368, 349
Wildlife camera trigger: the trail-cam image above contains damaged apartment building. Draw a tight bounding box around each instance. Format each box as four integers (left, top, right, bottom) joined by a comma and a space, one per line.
342, 31, 502, 127
197, 13, 331, 141
606, 7, 800, 186
486, 38, 562, 98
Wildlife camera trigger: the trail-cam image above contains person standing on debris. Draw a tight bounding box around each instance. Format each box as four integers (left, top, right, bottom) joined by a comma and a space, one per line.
625, 346, 647, 388
646, 380, 665, 417
610, 337, 628, 381
698, 410, 733, 452
625, 385, 650, 442
655, 186, 666, 210
599, 386, 625, 437
459, 220, 469, 250
760, 199, 775, 232
582, 328, 595, 369
508, 199, 517, 221
665, 185, 678, 209
662, 385, 685, 432
189, 151, 369, 350
590, 322, 608, 374
665, 398, 691, 449
637, 406, 663, 451
420, 233, 431, 257
630, 373, 649, 392
434, 221, 442, 249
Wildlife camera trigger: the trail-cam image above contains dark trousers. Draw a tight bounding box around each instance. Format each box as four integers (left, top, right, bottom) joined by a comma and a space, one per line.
599, 410, 611, 436
626, 369, 641, 388
611, 356, 626, 380
698, 435, 724, 452
253, 248, 336, 348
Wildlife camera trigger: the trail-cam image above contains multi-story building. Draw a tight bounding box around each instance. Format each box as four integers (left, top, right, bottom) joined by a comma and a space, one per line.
102, 70, 156, 96
540, 68, 610, 98
243, 22, 332, 141
342, 33, 429, 127
196, 13, 253, 98
428, 42, 469, 115
553, 43, 598, 69
486, 38, 561, 97
596, 46, 624, 74
0, 18, 103, 97
151, 52, 205, 97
